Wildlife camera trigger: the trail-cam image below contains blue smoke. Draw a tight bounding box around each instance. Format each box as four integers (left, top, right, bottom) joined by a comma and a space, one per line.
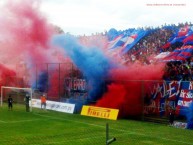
32, 71, 48, 92
107, 28, 119, 41
186, 102, 193, 129
52, 34, 112, 101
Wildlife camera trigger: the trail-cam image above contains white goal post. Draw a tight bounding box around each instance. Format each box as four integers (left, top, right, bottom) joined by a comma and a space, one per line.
0, 86, 33, 110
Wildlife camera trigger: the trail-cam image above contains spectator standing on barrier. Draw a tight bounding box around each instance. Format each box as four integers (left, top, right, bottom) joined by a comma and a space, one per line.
41, 94, 46, 110
24, 94, 30, 112
8, 95, 13, 111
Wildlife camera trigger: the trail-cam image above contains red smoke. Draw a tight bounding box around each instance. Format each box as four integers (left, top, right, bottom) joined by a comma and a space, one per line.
0, 0, 66, 97
0, 0, 54, 63
0, 64, 16, 87
0, 0, 167, 109
96, 63, 165, 118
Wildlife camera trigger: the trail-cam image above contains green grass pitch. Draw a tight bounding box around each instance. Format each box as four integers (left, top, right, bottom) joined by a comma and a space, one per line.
0, 103, 193, 145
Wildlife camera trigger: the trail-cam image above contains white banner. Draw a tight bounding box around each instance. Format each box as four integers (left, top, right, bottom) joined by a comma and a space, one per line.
30, 99, 75, 114
173, 121, 187, 129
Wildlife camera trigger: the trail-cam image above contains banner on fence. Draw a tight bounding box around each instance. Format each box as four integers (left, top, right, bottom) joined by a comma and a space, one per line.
143, 81, 193, 117
30, 99, 75, 114
81, 105, 119, 120
173, 121, 187, 129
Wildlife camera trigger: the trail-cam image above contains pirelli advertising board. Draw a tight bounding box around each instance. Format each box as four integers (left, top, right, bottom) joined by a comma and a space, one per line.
81, 105, 119, 120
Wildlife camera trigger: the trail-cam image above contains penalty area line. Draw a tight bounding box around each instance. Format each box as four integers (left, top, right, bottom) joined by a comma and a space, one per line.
33, 113, 192, 145
111, 127, 192, 145
0, 120, 7, 123
0, 119, 45, 124
7, 119, 43, 123
33, 113, 105, 128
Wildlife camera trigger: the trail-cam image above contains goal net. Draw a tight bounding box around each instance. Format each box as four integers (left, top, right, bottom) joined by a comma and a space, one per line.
1, 86, 33, 111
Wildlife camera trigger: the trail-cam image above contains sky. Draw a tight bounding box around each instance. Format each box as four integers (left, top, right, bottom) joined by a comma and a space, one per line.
1, 0, 193, 36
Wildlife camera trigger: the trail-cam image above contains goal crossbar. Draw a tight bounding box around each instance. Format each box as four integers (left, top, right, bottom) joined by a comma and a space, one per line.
0, 86, 33, 110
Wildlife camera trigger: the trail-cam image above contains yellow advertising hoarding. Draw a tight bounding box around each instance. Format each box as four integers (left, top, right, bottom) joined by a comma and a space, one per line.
81, 105, 119, 120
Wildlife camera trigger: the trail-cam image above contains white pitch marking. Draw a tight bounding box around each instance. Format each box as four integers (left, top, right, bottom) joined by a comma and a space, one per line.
33, 113, 192, 145
0, 120, 6, 123
0, 119, 45, 124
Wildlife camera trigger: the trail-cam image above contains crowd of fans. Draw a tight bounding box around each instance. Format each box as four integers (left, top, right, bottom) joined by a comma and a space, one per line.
122, 23, 192, 64
123, 28, 174, 65
126, 22, 193, 81
163, 59, 193, 81
78, 33, 107, 49
68, 22, 193, 81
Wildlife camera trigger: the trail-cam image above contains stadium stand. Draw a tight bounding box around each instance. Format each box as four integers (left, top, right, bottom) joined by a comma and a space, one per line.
78, 22, 193, 81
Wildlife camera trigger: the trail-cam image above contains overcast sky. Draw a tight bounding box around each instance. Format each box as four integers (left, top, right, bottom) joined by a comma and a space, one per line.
1, 0, 193, 36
